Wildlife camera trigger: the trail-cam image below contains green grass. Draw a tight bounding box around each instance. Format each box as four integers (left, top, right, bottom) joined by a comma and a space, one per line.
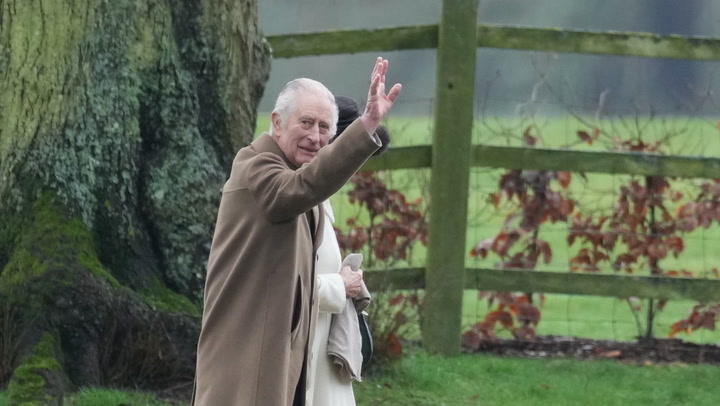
5, 348, 720, 405
63, 388, 177, 406
355, 348, 720, 406
0, 388, 182, 406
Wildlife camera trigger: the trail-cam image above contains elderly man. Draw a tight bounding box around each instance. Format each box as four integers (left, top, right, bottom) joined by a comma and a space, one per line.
192, 57, 402, 406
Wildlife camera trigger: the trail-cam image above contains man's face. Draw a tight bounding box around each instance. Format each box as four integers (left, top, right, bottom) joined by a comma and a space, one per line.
272, 91, 334, 167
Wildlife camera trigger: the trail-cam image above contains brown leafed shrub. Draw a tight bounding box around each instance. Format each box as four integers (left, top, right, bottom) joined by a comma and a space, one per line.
335, 171, 427, 362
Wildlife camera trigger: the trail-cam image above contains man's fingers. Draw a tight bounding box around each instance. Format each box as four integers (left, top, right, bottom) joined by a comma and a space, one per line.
370, 57, 388, 86
387, 83, 402, 102
369, 73, 380, 96
371, 57, 382, 81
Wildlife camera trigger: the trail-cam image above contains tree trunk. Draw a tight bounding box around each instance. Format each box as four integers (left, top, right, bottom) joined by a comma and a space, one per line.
0, 0, 270, 402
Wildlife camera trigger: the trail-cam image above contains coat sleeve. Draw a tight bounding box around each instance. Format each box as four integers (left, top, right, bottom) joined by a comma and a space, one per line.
247, 119, 380, 223
316, 273, 347, 314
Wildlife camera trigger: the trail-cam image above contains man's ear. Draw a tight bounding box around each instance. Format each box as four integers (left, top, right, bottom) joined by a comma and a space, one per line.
271, 112, 282, 136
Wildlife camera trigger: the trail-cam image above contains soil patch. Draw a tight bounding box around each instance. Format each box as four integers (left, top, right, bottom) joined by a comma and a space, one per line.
469, 335, 720, 366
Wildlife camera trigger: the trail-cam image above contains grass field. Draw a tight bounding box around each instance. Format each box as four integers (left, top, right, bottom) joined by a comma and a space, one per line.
258, 113, 720, 344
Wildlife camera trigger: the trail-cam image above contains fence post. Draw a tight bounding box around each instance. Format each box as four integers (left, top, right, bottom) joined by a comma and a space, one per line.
422, 0, 479, 356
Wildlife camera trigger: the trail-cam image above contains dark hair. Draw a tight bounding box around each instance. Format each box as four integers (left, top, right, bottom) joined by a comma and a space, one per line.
331, 96, 390, 156
334, 96, 360, 137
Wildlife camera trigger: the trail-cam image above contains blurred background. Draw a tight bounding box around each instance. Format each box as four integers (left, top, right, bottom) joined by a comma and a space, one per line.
258, 0, 720, 117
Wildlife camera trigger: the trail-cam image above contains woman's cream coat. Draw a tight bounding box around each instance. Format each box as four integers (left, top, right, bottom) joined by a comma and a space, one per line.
306, 200, 357, 406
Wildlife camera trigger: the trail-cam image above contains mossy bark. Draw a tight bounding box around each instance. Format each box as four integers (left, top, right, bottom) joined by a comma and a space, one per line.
0, 0, 269, 401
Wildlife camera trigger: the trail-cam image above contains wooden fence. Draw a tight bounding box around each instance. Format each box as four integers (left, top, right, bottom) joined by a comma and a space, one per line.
267, 0, 720, 355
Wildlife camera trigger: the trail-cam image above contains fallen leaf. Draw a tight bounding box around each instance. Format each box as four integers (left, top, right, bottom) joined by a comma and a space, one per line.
601, 350, 622, 358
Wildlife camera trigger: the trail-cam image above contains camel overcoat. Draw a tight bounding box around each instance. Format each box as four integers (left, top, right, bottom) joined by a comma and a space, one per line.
192, 119, 380, 406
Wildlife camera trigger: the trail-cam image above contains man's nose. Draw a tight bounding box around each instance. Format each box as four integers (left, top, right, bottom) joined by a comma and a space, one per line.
307, 125, 321, 143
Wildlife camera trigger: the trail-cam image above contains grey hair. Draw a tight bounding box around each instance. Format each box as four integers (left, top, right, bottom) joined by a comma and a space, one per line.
268, 78, 339, 136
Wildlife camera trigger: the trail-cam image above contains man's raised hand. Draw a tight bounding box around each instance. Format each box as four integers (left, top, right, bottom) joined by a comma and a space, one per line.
360, 57, 402, 136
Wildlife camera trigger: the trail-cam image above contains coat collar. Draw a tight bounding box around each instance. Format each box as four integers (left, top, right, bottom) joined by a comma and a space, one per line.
251, 133, 299, 170
321, 200, 335, 224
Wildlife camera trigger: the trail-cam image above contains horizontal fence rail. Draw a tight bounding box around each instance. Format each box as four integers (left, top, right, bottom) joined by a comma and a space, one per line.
267, 26, 438, 58
268, 24, 720, 61
362, 144, 720, 178
361, 145, 432, 171
364, 268, 720, 302
471, 146, 720, 178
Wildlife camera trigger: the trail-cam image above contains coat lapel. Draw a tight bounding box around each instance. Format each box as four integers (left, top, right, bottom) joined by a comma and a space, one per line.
314, 204, 325, 251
